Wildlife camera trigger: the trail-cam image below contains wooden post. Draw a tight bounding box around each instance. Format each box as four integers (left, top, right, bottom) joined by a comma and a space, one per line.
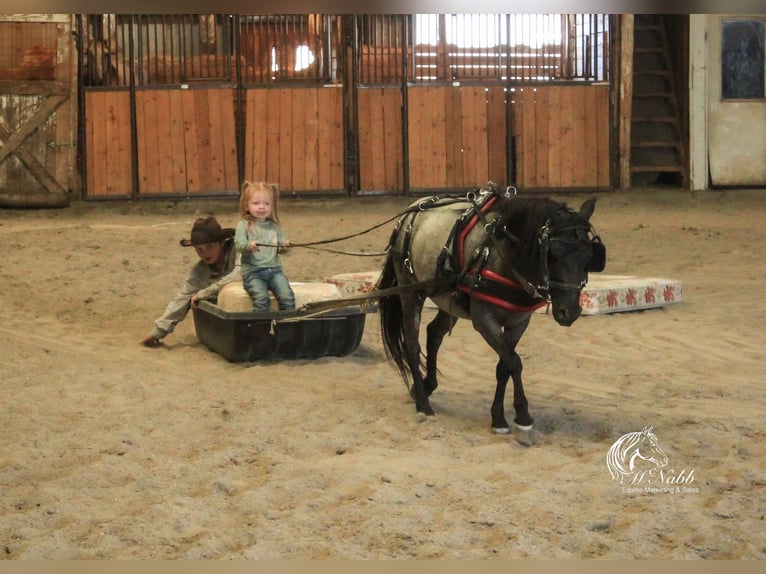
618, 14, 634, 189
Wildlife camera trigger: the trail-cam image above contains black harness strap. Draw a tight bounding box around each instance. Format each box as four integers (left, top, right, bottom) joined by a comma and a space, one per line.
463, 194, 539, 298
399, 210, 419, 279
436, 208, 472, 278
385, 185, 587, 314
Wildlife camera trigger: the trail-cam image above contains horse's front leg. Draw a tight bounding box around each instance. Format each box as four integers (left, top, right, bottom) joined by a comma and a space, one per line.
494, 353, 533, 431
472, 309, 532, 433
401, 294, 433, 416
424, 309, 458, 397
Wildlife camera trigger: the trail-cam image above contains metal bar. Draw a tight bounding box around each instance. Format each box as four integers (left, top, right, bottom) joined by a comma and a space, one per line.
128, 15, 139, 198
234, 14, 244, 185
505, 13, 515, 185
76, 14, 88, 195
401, 15, 410, 194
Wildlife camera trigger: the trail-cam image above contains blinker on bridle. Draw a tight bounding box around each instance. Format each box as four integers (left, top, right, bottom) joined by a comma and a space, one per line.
537, 219, 599, 295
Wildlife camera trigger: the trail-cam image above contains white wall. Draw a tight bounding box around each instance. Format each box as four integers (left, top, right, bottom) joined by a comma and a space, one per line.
705, 14, 766, 187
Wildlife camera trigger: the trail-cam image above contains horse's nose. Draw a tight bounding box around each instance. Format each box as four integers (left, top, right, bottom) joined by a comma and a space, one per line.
554, 305, 579, 326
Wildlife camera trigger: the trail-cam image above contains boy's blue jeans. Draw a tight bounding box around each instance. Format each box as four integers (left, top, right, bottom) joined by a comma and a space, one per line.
243, 267, 296, 311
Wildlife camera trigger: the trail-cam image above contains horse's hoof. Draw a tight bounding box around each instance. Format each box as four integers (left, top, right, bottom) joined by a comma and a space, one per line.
513, 421, 534, 432
492, 426, 511, 434
415, 412, 429, 423
514, 430, 534, 447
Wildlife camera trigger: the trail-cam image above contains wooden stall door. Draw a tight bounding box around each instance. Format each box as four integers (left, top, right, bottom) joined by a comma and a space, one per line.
0, 15, 77, 207
135, 88, 238, 196
84, 91, 132, 197
244, 86, 344, 193
86, 87, 239, 198
407, 85, 507, 192
358, 87, 403, 193
514, 84, 610, 190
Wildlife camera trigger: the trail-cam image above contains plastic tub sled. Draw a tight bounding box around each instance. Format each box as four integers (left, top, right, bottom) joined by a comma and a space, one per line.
192, 282, 370, 362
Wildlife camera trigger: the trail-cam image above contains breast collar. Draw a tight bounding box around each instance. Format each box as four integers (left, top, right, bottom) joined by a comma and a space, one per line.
452, 194, 548, 313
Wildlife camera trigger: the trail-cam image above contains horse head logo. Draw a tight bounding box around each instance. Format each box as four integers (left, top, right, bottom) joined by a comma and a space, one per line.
606, 426, 669, 484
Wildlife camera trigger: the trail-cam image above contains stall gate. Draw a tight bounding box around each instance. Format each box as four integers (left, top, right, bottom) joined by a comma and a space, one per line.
0, 14, 78, 207
78, 14, 612, 199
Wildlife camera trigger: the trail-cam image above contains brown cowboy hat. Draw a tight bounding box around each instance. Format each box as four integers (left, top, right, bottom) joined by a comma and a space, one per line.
179, 216, 235, 247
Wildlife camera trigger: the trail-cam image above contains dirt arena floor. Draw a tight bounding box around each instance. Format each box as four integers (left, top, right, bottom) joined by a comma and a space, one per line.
1, 187, 764, 559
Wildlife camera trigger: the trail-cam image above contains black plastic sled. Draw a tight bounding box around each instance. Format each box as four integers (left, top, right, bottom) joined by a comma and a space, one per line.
192, 300, 368, 362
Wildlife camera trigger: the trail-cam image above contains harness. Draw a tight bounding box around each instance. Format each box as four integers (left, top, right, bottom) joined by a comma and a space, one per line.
391, 183, 595, 313
449, 188, 548, 313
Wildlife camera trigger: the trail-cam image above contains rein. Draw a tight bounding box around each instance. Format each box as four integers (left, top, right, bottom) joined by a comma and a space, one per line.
252, 185, 595, 307
252, 211, 404, 256
251, 196, 471, 256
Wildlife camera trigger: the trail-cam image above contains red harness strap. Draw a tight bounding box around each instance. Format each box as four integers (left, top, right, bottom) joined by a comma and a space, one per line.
456, 196, 497, 267
455, 196, 546, 313
460, 269, 548, 312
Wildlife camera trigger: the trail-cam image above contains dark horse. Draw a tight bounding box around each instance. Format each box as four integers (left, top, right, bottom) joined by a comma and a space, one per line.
377, 184, 606, 433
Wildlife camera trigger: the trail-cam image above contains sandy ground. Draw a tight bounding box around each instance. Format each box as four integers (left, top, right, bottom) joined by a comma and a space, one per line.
1, 187, 765, 559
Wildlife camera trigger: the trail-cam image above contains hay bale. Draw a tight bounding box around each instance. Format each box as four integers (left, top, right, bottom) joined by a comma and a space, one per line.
217, 281, 343, 313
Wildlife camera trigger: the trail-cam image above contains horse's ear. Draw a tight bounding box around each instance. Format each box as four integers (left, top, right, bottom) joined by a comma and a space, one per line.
579, 197, 597, 222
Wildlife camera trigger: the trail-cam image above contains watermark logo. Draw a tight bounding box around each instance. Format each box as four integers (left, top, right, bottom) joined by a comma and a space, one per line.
606, 426, 698, 494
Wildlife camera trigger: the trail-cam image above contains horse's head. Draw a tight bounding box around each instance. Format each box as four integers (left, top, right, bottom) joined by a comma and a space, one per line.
635, 426, 669, 468
542, 197, 606, 326
83, 37, 121, 86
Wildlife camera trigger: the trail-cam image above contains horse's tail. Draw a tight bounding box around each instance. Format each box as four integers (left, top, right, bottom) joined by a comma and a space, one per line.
377, 253, 411, 386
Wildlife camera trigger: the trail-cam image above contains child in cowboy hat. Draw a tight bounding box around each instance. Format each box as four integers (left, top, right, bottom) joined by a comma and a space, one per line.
141, 216, 241, 348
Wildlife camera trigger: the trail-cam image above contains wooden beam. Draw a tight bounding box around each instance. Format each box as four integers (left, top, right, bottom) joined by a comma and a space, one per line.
0, 81, 68, 96
618, 14, 634, 189
0, 14, 72, 23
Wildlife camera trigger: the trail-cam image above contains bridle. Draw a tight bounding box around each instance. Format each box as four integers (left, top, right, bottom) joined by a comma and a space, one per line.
536, 218, 598, 296
450, 187, 599, 306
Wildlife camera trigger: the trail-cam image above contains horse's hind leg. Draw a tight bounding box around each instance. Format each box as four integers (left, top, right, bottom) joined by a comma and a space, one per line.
424, 309, 457, 397
400, 293, 434, 416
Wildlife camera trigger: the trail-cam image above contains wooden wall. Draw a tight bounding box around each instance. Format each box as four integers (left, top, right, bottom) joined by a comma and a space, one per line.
85, 83, 610, 197
244, 87, 344, 192
514, 84, 610, 189
84, 91, 131, 196
358, 87, 402, 192
86, 88, 238, 197
406, 85, 507, 192
135, 88, 238, 194
401, 84, 609, 192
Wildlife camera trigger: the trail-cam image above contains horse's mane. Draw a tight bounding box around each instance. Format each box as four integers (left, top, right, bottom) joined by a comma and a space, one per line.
606, 430, 642, 480
496, 196, 559, 237
606, 427, 661, 481
493, 196, 566, 267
